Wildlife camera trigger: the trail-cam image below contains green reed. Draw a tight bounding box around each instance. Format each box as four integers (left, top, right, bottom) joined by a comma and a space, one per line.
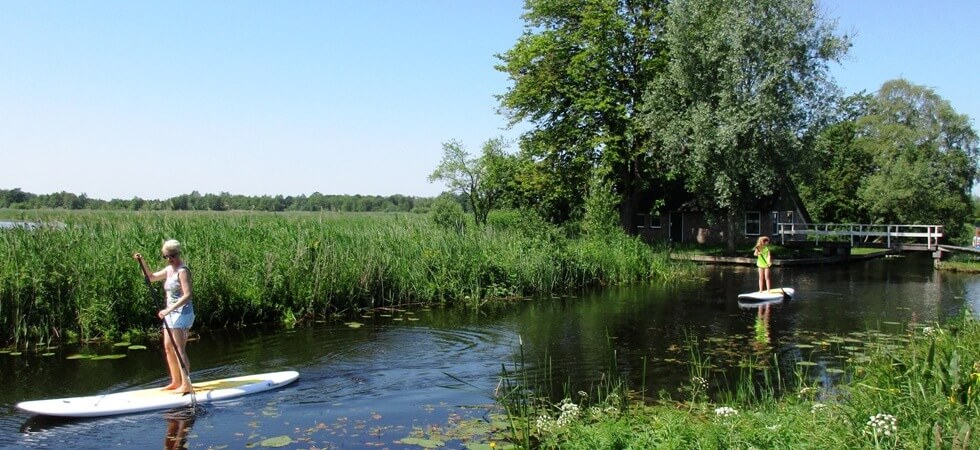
0, 210, 696, 346
498, 315, 980, 449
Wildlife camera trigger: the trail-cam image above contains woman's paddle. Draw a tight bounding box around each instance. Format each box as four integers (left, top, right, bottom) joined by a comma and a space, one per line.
772, 256, 790, 300
136, 261, 198, 410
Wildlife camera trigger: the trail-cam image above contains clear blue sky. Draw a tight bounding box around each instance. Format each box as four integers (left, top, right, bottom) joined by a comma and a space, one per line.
2, 1, 977, 201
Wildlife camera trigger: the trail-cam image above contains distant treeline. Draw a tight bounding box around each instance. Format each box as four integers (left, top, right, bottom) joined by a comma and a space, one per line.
0, 188, 444, 213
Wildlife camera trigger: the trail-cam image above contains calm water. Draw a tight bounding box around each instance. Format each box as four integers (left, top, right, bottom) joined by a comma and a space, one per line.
1, 252, 978, 448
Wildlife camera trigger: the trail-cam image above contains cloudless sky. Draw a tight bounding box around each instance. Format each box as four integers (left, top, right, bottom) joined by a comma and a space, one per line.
2, 1, 977, 201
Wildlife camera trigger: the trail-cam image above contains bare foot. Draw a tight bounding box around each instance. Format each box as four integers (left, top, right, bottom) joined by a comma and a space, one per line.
162, 383, 180, 391
176, 384, 194, 394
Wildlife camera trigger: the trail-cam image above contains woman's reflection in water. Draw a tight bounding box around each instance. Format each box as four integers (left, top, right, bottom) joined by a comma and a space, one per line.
753, 303, 771, 350
164, 415, 195, 450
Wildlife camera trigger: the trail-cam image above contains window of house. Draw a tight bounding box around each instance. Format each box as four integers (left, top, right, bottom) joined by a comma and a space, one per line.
636, 213, 663, 229
745, 211, 761, 236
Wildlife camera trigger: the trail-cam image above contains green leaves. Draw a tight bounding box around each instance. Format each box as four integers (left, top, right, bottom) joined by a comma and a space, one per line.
852, 79, 979, 239
429, 138, 511, 225
645, 0, 846, 230
497, 0, 670, 224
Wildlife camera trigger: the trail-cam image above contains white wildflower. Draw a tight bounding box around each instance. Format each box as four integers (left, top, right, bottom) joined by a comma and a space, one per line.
535, 415, 555, 434
714, 406, 738, 418
556, 399, 580, 426
588, 406, 603, 420
863, 413, 898, 437
811, 403, 826, 414
691, 376, 708, 390
799, 386, 818, 397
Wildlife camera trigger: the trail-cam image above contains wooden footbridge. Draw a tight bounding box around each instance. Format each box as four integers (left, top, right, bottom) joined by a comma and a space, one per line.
775, 222, 945, 254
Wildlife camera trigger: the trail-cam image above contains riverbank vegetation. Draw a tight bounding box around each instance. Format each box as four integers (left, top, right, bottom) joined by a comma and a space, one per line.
937, 254, 980, 273
0, 188, 437, 213
0, 210, 698, 347
670, 243, 823, 260
498, 313, 980, 449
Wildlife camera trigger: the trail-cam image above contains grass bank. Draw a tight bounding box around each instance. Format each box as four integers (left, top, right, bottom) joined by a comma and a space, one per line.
498, 314, 980, 449
0, 210, 698, 346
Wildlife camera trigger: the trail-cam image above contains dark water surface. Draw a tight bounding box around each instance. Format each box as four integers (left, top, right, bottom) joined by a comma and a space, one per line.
2, 252, 978, 448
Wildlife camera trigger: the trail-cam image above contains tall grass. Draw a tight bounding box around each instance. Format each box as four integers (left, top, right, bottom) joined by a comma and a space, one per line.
0, 210, 697, 346
496, 314, 980, 449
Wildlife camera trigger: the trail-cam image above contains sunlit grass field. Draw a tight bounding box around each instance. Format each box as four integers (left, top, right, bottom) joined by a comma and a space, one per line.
0, 210, 697, 346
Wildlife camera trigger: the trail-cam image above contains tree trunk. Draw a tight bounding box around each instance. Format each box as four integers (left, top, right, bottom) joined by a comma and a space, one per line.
725, 211, 738, 255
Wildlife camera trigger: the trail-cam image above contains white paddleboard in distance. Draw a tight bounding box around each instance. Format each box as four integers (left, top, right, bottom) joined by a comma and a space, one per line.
16, 370, 299, 418
737, 287, 794, 301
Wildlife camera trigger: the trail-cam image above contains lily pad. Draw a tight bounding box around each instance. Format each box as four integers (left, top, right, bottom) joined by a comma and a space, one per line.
9, 352, 22, 356
67, 354, 94, 360
399, 437, 446, 448
90, 354, 127, 360
259, 435, 293, 447
796, 361, 818, 366
41, 352, 55, 357
128, 345, 148, 350
466, 443, 516, 450
345, 322, 363, 329
825, 368, 845, 374
113, 342, 132, 347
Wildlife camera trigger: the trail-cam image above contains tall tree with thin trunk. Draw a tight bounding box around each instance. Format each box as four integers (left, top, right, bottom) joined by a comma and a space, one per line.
428, 138, 508, 226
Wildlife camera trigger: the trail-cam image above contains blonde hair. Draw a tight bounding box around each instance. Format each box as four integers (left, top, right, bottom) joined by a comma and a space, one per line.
162, 239, 182, 257
755, 236, 769, 251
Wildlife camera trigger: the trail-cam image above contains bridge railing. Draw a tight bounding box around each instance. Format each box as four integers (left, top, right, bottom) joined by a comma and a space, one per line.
776, 223, 944, 250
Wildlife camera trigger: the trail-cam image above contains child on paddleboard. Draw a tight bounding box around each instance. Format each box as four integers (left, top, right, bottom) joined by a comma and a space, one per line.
753, 236, 772, 292
134, 239, 195, 394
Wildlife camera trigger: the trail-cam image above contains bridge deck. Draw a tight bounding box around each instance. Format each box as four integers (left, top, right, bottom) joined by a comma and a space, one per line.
938, 245, 980, 255
777, 223, 944, 251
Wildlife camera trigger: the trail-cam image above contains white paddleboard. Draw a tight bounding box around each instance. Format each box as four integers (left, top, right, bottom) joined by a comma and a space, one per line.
16, 370, 299, 418
737, 287, 794, 301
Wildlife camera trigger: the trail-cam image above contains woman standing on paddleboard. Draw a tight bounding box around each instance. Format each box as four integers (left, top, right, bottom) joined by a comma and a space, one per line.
753, 236, 772, 292
134, 240, 195, 394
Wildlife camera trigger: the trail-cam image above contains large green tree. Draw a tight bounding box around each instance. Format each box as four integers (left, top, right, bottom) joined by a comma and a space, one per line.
795, 93, 874, 223
496, 0, 670, 227
643, 0, 847, 251
855, 79, 979, 239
